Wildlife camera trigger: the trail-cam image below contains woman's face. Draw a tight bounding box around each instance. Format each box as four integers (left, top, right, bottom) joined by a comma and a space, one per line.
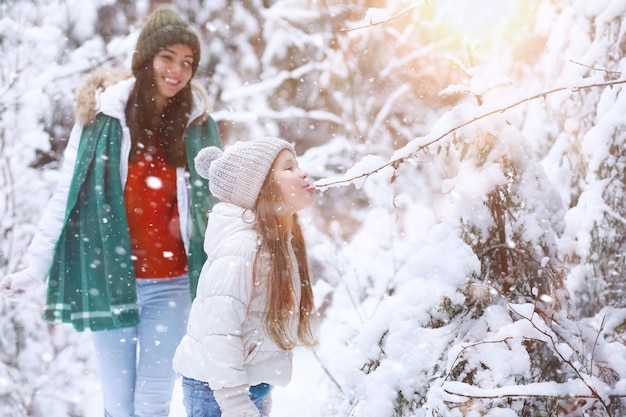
152, 43, 194, 111
271, 150, 316, 216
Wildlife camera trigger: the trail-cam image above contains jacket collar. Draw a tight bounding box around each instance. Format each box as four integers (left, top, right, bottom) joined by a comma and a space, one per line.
75, 67, 210, 126
97, 78, 207, 127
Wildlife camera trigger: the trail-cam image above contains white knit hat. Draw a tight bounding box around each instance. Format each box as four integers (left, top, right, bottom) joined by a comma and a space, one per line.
195, 137, 296, 209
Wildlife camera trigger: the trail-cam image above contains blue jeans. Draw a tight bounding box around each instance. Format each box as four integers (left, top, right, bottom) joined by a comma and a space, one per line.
181, 377, 270, 417
91, 275, 191, 417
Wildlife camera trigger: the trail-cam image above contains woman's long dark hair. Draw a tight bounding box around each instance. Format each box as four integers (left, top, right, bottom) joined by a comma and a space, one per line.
125, 61, 193, 167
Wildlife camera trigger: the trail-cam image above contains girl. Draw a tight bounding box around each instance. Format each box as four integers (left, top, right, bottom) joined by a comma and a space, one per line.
173, 137, 318, 417
0, 7, 221, 417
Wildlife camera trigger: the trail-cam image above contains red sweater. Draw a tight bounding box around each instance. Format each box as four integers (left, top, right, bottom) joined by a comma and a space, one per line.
124, 150, 188, 278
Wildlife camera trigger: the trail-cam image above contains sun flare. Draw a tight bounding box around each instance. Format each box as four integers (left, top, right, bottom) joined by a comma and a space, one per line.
414, 0, 541, 73
435, 0, 517, 38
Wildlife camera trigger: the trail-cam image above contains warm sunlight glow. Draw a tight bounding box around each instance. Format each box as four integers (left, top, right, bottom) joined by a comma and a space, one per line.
414, 0, 541, 73
435, 0, 516, 38
425, 0, 538, 61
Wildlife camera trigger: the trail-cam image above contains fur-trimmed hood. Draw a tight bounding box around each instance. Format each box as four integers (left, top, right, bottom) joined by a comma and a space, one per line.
74, 67, 212, 126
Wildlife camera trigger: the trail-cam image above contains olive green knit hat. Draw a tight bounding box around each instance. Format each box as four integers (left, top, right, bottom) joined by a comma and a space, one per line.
131, 7, 201, 77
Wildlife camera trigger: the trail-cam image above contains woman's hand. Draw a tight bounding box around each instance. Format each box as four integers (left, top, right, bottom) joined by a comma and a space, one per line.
0, 270, 42, 298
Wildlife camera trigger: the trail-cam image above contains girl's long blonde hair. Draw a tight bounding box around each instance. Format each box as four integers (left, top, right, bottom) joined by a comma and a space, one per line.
253, 165, 317, 350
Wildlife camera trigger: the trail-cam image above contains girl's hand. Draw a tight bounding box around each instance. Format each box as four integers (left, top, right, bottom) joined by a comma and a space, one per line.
214, 385, 260, 417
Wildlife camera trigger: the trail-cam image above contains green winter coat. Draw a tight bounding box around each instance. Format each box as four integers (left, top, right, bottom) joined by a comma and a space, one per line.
43, 75, 220, 331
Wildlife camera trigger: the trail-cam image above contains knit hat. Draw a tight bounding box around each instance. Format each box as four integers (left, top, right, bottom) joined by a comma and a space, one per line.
195, 137, 296, 209
131, 7, 201, 76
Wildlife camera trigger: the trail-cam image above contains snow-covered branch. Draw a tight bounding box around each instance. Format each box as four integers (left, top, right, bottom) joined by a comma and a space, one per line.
315, 78, 626, 190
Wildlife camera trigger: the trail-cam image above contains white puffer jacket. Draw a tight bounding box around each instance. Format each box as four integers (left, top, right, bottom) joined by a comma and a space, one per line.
173, 202, 300, 389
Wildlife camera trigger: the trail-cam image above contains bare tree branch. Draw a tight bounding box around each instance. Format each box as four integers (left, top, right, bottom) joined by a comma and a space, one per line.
569, 59, 622, 76
437, 295, 618, 415
338, 5, 418, 32
507, 304, 612, 415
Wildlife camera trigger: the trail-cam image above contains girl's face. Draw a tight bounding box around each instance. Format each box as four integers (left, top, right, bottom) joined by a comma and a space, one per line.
152, 43, 194, 111
271, 150, 316, 216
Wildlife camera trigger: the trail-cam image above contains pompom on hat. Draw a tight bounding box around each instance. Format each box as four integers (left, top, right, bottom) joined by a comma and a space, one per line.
195, 137, 296, 209
131, 7, 201, 77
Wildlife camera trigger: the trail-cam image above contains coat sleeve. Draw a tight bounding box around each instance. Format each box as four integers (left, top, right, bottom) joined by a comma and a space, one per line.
25, 123, 84, 280
174, 247, 256, 390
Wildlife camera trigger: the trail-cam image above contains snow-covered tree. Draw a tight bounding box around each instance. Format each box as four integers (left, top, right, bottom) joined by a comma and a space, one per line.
302, 1, 626, 416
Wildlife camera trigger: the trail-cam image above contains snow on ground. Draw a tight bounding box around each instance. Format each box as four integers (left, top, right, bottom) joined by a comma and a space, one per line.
81, 348, 326, 417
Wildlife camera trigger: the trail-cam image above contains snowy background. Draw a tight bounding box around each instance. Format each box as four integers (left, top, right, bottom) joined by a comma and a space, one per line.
3, 0, 626, 416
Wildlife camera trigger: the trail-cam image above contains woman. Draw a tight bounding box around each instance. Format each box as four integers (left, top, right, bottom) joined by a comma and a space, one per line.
0, 7, 221, 417
173, 138, 318, 417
